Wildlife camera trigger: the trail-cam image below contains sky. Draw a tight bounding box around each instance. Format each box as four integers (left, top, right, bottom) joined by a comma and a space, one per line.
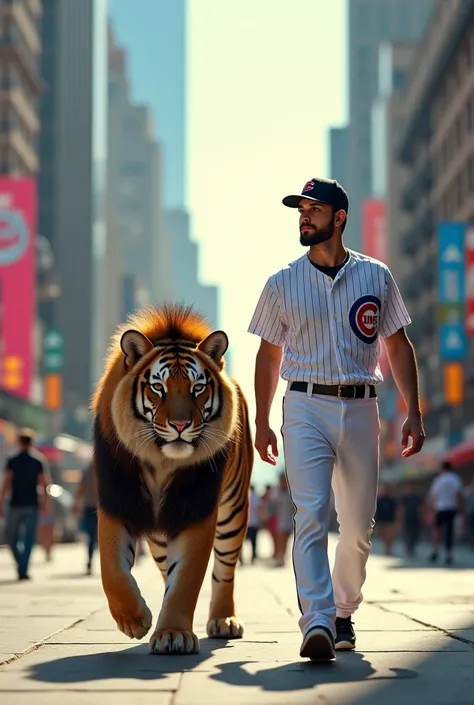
186, 0, 348, 487
109, 0, 348, 489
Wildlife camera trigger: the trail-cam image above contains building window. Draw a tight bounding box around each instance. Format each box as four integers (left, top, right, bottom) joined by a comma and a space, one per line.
392, 69, 406, 91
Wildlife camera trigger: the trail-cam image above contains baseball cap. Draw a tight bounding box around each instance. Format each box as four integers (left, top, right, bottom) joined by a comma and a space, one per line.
282, 177, 349, 213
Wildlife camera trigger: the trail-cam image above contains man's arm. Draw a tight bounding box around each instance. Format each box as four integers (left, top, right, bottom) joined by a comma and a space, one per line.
0, 470, 13, 515
383, 327, 425, 457
254, 339, 283, 465
37, 459, 51, 512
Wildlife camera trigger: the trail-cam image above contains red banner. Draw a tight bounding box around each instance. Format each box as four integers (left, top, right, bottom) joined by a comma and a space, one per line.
362, 199, 389, 375
465, 225, 474, 335
0, 178, 36, 399
362, 199, 387, 263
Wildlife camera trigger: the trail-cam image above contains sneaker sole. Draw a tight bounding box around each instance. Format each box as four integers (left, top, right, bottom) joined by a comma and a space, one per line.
300, 629, 336, 662
335, 640, 356, 650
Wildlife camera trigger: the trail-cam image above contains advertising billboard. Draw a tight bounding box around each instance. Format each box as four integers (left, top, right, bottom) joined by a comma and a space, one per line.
0, 178, 36, 399
465, 224, 474, 335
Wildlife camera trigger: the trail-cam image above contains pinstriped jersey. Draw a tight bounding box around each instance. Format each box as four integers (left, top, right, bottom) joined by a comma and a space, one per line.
247, 249, 411, 386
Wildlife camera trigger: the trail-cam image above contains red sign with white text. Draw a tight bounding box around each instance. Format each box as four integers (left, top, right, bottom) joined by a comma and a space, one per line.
465, 225, 474, 335
362, 199, 389, 375
0, 178, 36, 399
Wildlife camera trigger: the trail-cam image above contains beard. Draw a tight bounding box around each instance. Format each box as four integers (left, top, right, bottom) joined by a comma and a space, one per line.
299, 218, 335, 247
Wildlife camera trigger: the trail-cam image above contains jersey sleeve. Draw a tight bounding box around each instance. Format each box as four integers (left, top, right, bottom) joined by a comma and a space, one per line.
379, 267, 412, 339
247, 276, 287, 346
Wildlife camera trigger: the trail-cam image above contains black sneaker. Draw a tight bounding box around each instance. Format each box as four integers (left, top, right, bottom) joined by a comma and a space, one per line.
300, 626, 336, 662
335, 617, 356, 650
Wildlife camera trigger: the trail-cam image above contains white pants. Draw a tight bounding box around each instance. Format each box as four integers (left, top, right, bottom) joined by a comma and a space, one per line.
281, 387, 380, 640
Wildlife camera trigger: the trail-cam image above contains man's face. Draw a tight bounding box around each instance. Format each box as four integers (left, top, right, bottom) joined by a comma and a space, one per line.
297, 198, 337, 247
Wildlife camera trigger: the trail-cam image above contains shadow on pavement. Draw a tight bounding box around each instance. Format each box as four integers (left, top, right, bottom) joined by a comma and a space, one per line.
209, 652, 416, 691
26, 638, 232, 684
26, 641, 417, 691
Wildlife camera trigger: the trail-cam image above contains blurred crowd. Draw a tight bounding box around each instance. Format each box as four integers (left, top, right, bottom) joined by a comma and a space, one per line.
2, 428, 473, 582
241, 472, 295, 568
375, 461, 474, 565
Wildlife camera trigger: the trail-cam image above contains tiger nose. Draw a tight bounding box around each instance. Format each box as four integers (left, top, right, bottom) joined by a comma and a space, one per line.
169, 420, 190, 433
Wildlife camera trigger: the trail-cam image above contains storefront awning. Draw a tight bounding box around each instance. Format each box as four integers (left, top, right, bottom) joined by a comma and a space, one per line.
442, 436, 474, 468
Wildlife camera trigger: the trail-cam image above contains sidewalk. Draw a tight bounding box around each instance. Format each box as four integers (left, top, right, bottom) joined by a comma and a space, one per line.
1, 534, 474, 704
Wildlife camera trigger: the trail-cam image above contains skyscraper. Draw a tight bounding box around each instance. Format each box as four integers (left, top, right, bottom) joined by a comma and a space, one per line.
109, 0, 220, 328
107, 24, 170, 319
0, 0, 43, 175
344, 0, 435, 250
38, 0, 109, 439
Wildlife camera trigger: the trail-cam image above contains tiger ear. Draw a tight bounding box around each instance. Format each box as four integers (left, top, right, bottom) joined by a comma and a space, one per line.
120, 330, 154, 370
197, 331, 229, 367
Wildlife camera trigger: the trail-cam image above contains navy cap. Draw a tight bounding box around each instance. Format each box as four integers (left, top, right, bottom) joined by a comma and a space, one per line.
282, 178, 349, 213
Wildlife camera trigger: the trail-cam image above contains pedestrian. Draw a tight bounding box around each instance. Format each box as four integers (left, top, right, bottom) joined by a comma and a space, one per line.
400, 481, 423, 557
462, 477, 474, 548
375, 484, 398, 556
72, 461, 98, 575
248, 177, 425, 662
427, 460, 464, 565
0, 428, 50, 580
274, 472, 294, 567
243, 485, 261, 564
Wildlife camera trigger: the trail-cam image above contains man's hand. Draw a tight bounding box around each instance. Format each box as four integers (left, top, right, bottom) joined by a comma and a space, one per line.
401, 412, 426, 457
255, 424, 279, 465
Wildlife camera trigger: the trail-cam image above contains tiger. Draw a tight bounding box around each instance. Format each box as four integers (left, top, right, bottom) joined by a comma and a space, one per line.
91, 303, 253, 655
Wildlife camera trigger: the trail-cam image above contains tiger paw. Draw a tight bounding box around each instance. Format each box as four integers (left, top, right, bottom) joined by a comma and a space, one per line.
110, 597, 152, 640
149, 628, 199, 655
206, 616, 244, 639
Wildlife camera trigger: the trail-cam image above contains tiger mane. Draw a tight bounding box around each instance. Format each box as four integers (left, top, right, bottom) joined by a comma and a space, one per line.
91, 303, 217, 423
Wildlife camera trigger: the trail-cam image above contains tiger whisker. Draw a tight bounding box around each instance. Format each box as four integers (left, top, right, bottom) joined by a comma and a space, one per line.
198, 437, 221, 474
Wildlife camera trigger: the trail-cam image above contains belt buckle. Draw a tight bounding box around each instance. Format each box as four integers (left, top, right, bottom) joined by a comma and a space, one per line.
338, 385, 356, 399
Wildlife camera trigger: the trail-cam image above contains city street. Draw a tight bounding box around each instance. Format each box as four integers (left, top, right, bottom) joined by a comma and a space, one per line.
1, 534, 474, 704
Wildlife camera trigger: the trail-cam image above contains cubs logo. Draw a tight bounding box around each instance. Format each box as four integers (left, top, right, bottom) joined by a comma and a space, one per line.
303, 180, 314, 193
348, 295, 381, 345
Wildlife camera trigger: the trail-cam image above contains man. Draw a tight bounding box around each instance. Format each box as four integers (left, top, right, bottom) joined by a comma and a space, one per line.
72, 461, 98, 575
400, 481, 423, 558
375, 484, 398, 556
427, 460, 464, 565
274, 471, 295, 567
248, 178, 425, 662
0, 428, 50, 580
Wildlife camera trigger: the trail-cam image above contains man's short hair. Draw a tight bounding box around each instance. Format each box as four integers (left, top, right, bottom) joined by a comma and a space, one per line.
441, 460, 452, 472
18, 428, 35, 445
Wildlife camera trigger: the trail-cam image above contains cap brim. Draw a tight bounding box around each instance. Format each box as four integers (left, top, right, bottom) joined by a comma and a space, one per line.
282, 194, 327, 208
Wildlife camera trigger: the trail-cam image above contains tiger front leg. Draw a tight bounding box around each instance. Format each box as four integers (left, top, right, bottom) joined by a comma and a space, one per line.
206, 501, 248, 640
98, 511, 152, 640
149, 512, 216, 655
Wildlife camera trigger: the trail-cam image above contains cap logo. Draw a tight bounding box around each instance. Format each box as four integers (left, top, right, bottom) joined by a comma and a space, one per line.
302, 180, 314, 193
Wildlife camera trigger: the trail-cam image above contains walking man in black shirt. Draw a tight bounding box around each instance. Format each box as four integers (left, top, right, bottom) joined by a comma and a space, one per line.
0, 428, 50, 580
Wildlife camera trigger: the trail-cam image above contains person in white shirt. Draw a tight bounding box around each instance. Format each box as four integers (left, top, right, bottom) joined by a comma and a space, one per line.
248, 177, 425, 662
427, 461, 464, 565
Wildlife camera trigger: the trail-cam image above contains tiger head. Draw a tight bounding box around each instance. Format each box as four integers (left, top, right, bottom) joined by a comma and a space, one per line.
110, 327, 238, 467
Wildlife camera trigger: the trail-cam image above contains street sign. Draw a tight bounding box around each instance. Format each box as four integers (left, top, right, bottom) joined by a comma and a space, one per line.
438, 223, 466, 360
440, 323, 467, 360
43, 328, 64, 373
438, 223, 465, 304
